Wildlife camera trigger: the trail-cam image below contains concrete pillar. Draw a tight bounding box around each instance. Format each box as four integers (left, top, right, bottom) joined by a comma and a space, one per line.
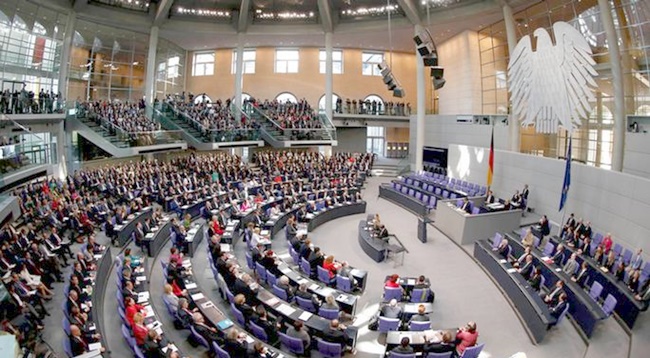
56, 121, 67, 179
415, 25, 426, 172
144, 26, 159, 106
502, 4, 520, 153
598, 0, 625, 171
58, 12, 76, 106
324, 32, 333, 120
234, 33, 245, 113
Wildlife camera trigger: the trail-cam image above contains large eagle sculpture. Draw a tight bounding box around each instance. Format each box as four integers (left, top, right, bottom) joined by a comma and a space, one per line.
508, 21, 598, 134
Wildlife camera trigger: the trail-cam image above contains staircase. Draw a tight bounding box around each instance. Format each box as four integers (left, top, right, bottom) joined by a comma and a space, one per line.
245, 105, 337, 148
67, 111, 187, 157
156, 103, 263, 150
371, 164, 400, 177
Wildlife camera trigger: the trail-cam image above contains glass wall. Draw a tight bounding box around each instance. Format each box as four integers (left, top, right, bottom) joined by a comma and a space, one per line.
480, 0, 650, 169
0, 0, 68, 112
67, 19, 148, 102
155, 38, 185, 99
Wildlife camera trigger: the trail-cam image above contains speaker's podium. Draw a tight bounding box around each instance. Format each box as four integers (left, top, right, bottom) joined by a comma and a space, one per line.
417, 217, 432, 243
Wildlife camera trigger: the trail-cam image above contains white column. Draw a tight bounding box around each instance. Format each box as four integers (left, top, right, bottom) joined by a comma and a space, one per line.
58, 12, 76, 106
415, 25, 425, 172
234, 33, 245, 113
598, 0, 625, 171
56, 120, 67, 179
324, 32, 333, 120
144, 26, 159, 106
503, 4, 520, 152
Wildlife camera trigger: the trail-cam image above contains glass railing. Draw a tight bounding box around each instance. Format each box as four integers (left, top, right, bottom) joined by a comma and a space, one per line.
246, 104, 337, 142
0, 143, 52, 177
317, 112, 338, 140
0, 96, 67, 115
396, 156, 411, 176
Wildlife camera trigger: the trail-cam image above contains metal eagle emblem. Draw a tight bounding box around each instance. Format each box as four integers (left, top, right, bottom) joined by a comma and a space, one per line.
508, 21, 598, 134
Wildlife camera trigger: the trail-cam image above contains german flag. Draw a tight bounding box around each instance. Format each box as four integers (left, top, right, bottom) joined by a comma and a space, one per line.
487, 126, 494, 188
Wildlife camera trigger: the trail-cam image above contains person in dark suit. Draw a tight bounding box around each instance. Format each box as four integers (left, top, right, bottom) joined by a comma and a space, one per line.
528, 267, 543, 291
522, 184, 530, 200
408, 304, 430, 326
308, 247, 324, 271
552, 244, 567, 266
543, 281, 565, 306
233, 274, 258, 306
224, 329, 249, 357
391, 337, 414, 354
192, 312, 222, 343
422, 330, 456, 354
376, 225, 389, 239
560, 213, 576, 240
299, 239, 312, 259
549, 293, 568, 320
69, 325, 90, 356
495, 239, 510, 259
276, 275, 295, 301
142, 329, 172, 358
518, 255, 534, 280
252, 306, 279, 346
321, 319, 349, 350
485, 190, 495, 204
380, 299, 402, 319
571, 261, 589, 288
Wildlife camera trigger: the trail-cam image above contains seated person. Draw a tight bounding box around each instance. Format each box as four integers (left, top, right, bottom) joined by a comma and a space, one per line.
380, 299, 402, 319
408, 304, 430, 327
321, 319, 352, 352
252, 306, 280, 346
542, 281, 565, 306
296, 282, 322, 308
517, 255, 534, 280
192, 312, 222, 343
233, 294, 257, 323
69, 324, 104, 356
392, 337, 414, 354
375, 224, 389, 239
495, 239, 510, 259
571, 261, 589, 288
634, 280, 650, 310
527, 267, 543, 291
521, 228, 535, 247
286, 321, 311, 351
224, 329, 250, 357
412, 275, 434, 302
384, 274, 401, 289
459, 198, 471, 213
276, 275, 295, 301
549, 293, 568, 321
423, 330, 456, 354
456, 322, 479, 356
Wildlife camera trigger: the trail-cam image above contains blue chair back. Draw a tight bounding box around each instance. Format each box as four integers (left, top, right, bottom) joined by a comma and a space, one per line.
384, 287, 402, 301
289, 247, 300, 265
272, 284, 289, 301
256, 262, 267, 281
245, 253, 255, 270
249, 320, 268, 342
266, 270, 277, 286
213, 342, 231, 358
225, 286, 235, 304
279, 332, 304, 354
230, 303, 246, 326
296, 296, 317, 313
190, 325, 210, 348
317, 338, 342, 358
62, 336, 73, 357
542, 242, 555, 257
410, 288, 428, 303
410, 320, 431, 331
602, 294, 617, 316
317, 266, 334, 284
134, 344, 146, 358
471, 207, 480, 215
589, 281, 603, 301
116, 290, 125, 310
336, 275, 352, 293
622, 249, 633, 265
300, 258, 312, 275
426, 352, 453, 358
121, 324, 135, 349
460, 343, 485, 358
318, 307, 339, 320
491, 233, 503, 249
62, 316, 70, 336
389, 353, 416, 358
378, 317, 400, 332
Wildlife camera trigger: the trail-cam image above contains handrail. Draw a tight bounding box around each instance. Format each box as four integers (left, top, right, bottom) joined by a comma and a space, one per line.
245, 103, 285, 131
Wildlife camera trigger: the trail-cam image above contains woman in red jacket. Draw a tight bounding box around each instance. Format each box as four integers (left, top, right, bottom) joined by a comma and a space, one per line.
125, 297, 145, 328
385, 274, 401, 288
131, 312, 149, 346
456, 321, 479, 355
322, 255, 339, 279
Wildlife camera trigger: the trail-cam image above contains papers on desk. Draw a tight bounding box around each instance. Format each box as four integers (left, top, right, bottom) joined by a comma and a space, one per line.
305, 213, 315, 219
145, 233, 155, 239
276, 304, 296, 316
506, 268, 517, 274
245, 335, 255, 344
309, 283, 320, 291
265, 297, 280, 306
146, 320, 162, 330
93, 254, 103, 260
143, 305, 155, 318
298, 279, 309, 285
220, 244, 232, 252
137, 292, 150, 304
114, 225, 124, 231
499, 259, 507, 264
280, 266, 292, 274
136, 276, 146, 282
407, 279, 416, 286
201, 301, 214, 309
321, 287, 335, 297
88, 343, 102, 352
80, 303, 89, 311
182, 260, 192, 268
336, 294, 348, 301
162, 344, 178, 353
298, 311, 313, 321
185, 282, 198, 290
191, 293, 205, 301
555, 268, 562, 272
261, 230, 270, 236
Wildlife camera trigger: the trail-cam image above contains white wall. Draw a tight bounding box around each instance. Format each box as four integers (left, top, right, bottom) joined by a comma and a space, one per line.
334, 128, 367, 153
623, 132, 650, 179
437, 30, 482, 115
448, 144, 650, 253
409, 115, 509, 153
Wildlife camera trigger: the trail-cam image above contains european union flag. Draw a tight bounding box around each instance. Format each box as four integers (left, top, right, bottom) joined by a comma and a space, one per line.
559, 137, 572, 211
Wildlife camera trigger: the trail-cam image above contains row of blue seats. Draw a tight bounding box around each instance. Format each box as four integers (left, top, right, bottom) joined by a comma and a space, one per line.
392, 182, 437, 210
